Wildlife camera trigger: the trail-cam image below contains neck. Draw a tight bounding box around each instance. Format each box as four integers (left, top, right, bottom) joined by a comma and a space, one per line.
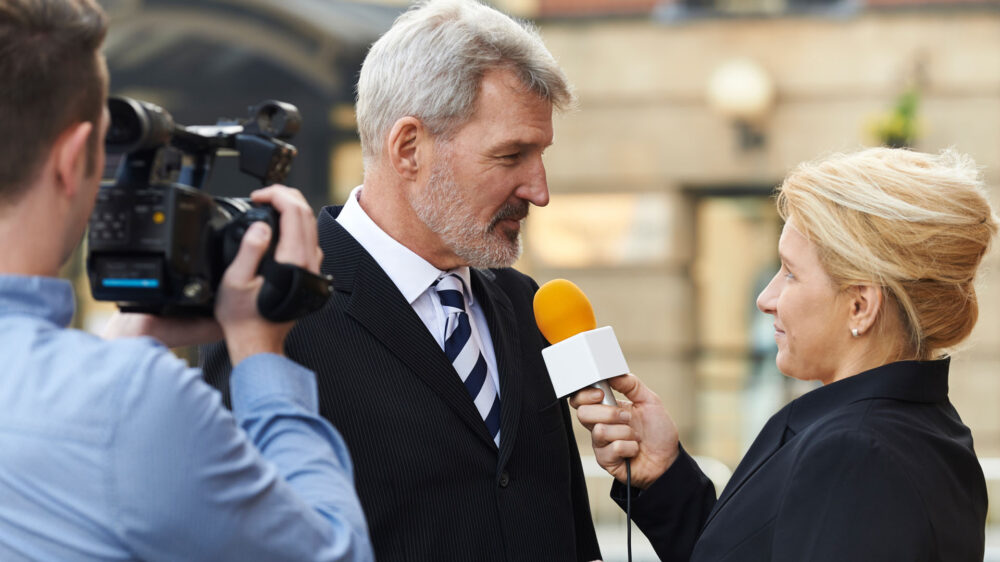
827, 329, 910, 385
0, 186, 70, 278
359, 168, 462, 270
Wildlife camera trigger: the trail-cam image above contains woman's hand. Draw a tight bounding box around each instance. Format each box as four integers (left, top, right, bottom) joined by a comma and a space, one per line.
569, 374, 680, 489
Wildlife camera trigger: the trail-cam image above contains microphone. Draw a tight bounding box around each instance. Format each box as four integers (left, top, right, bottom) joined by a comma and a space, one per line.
533, 279, 629, 407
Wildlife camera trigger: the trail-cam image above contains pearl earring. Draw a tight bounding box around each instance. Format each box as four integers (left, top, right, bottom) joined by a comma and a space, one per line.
851, 328, 860, 338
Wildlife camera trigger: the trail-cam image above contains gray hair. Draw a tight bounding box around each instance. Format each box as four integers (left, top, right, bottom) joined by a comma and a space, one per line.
356, 0, 574, 167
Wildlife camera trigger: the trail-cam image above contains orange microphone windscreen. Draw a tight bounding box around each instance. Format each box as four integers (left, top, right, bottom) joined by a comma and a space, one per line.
533, 279, 597, 344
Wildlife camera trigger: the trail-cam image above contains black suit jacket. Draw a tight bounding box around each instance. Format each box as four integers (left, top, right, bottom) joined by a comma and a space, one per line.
613, 358, 987, 562
202, 206, 601, 562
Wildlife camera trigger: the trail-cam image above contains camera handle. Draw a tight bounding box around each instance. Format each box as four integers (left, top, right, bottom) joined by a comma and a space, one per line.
256, 259, 333, 322
222, 206, 332, 322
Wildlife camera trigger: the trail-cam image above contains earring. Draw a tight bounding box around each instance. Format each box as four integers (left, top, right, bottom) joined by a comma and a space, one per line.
851, 328, 860, 338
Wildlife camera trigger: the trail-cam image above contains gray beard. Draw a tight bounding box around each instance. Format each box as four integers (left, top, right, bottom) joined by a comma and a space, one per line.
409, 155, 526, 269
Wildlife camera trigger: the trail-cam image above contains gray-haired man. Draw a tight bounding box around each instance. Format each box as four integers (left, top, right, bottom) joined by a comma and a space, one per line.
204, 1, 602, 560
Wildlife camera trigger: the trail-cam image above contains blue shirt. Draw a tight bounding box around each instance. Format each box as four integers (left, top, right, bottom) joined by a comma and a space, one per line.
0, 275, 373, 562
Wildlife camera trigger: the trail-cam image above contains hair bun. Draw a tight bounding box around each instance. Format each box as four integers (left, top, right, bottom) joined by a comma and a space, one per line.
777, 147, 998, 359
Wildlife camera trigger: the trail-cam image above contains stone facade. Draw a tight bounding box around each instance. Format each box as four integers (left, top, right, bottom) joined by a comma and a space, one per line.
507, 3, 1000, 523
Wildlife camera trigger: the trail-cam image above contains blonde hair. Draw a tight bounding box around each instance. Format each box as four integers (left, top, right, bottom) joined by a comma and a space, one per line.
777, 147, 998, 360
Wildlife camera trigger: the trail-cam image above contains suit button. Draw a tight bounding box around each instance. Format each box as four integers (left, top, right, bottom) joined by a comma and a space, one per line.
499, 471, 510, 488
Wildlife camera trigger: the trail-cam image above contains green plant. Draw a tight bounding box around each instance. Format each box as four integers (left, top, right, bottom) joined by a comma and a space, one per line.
868, 88, 920, 149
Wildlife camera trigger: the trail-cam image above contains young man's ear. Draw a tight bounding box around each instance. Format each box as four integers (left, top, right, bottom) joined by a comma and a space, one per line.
386, 116, 427, 181
52, 121, 94, 197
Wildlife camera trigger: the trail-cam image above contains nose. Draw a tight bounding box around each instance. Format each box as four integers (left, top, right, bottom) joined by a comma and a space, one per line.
516, 155, 549, 207
757, 271, 780, 315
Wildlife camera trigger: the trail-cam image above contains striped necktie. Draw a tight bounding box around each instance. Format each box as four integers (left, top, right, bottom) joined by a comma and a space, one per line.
435, 273, 501, 446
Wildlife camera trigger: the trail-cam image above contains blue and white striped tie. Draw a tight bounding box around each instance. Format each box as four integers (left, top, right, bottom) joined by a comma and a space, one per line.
435, 273, 501, 446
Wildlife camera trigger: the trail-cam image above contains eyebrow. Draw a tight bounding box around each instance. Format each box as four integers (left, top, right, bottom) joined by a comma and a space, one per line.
491, 140, 553, 153
778, 251, 795, 268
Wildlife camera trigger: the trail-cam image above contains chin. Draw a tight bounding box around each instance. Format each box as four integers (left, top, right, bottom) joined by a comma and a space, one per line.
775, 354, 797, 379
776, 357, 829, 384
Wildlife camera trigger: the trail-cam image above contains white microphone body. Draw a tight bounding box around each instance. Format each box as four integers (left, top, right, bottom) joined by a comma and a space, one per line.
541, 326, 628, 407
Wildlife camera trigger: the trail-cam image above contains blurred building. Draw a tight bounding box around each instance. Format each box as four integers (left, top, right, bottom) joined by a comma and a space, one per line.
505, 0, 1000, 529
92, 0, 1000, 541
80, 0, 403, 331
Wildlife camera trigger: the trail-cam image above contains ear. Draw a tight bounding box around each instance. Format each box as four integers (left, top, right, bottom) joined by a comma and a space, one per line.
52, 121, 94, 198
847, 284, 883, 337
385, 116, 427, 181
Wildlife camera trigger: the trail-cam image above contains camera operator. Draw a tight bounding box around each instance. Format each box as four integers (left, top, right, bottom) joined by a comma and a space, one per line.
0, 1, 372, 561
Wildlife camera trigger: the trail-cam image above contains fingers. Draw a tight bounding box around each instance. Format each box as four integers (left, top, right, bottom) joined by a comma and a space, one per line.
595, 440, 639, 466
574, 374, 659, 411
591, 421, 636, 448
250, 185, 321, 272
569, 387, 606, 409
607, 373, 660, 405
575, 403, 630, 428
224, 222, 272, 285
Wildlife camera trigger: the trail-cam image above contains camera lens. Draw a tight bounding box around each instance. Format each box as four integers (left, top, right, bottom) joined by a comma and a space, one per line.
249, 100, 301, 140
255, 106, 276, 135
106, 98, 143, 149
105, 96, 175, 154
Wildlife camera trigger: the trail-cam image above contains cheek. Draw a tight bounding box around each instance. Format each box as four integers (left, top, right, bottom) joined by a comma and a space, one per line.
778, 292, 831, 352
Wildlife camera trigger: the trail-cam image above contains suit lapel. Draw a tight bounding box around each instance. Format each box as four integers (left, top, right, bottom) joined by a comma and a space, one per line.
471, 268, 522, 470
320, 208, 496, 450
701, 404, 791, 530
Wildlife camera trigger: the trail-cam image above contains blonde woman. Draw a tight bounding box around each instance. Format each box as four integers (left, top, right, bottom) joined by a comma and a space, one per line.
572, 147, 995, 561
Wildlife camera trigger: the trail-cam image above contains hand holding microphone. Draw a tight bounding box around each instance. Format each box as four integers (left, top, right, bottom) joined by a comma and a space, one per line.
534, 279, 679, 489
570, 374, 680, 490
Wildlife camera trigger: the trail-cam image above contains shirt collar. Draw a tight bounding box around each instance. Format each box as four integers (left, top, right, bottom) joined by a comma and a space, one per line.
440, 267, 475, 306
0, 275, 75, 327
336, 185, 474, 305
785, 358, 951, 434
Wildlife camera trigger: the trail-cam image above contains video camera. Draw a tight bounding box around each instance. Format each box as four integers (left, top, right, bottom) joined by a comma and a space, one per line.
86, 96, 331, 321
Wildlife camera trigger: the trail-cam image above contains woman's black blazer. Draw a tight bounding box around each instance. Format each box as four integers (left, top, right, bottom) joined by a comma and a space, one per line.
614, 359, 987, 561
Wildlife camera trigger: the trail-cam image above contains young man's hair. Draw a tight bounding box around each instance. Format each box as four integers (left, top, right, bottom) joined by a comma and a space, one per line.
0, 0, 108, 203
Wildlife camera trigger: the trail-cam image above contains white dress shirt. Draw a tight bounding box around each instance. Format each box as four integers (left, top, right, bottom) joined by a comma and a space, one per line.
335, 186, 501, 396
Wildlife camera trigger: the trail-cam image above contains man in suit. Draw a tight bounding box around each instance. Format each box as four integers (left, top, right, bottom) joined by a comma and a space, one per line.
202, 0, 602, 560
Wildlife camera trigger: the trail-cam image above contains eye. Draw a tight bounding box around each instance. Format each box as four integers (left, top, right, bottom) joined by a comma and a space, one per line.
499, 152, 521, 162
780, 263, 794, 281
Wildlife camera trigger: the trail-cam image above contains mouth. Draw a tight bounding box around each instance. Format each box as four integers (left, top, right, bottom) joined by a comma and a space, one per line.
489, 201, 529, 232
773, 324, 786, 336
497, 217, 523, 230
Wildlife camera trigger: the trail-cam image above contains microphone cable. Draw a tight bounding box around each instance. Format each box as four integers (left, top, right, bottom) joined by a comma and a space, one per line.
625, 458, 632, 562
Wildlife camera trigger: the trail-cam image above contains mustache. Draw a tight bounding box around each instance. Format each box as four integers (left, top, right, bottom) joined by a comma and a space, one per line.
489, 201, 529, 230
